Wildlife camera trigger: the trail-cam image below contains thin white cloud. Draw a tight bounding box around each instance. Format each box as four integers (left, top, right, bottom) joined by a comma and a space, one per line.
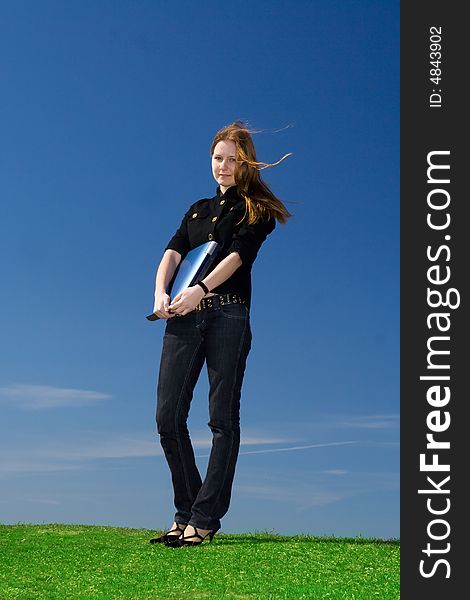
74, 435, 295, 460
285, 414, 400, 432
235, 483, 343, 508
0, 431, 295, 477
0, 384, 112, 410
0, 460, 86, 477
196, 440, 359, 458
336, 415, 399, 429
238, 435, 293, 445
235, 469, 399, 512
41, 436, 163, 460
0, 426, 385, 479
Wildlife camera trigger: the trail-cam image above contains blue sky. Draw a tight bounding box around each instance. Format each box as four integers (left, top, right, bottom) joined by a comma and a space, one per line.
0, 0, 399, 539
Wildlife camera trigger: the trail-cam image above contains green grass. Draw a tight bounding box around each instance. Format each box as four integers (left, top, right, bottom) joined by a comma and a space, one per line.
0, 524, 399, 600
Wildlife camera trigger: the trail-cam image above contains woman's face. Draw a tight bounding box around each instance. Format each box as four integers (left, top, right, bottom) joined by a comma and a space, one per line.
212, 139, 237, 192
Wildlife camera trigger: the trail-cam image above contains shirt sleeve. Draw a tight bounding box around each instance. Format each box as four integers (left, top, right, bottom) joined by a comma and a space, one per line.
227, 215, 276, 268
164, 207, 192, 257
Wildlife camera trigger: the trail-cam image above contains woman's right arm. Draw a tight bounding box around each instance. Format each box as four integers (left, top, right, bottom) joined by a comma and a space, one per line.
153, 249, 182, 319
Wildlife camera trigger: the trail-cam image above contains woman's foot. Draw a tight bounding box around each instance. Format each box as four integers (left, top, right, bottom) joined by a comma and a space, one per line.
181, 524, 212, 541
149, 521, 187, 544
167, 524, 217, 547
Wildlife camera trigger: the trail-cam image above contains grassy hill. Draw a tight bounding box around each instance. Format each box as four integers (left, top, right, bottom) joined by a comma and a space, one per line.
0, 524, 399, 599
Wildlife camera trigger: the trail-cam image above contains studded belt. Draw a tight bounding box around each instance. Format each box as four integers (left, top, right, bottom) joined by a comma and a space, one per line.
194, 293, 246, 312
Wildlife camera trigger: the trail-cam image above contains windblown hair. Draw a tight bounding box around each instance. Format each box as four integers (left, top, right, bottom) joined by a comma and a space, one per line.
210, 120, 292, 225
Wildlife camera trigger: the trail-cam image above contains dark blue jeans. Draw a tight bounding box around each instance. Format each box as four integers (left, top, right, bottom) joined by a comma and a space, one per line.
156, 299, 252, 532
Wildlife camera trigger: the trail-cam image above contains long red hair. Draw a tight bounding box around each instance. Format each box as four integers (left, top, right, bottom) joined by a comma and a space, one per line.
210, 121, 292, 225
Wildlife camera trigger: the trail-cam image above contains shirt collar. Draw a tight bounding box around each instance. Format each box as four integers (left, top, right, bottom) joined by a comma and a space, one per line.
215, 184, 242, 203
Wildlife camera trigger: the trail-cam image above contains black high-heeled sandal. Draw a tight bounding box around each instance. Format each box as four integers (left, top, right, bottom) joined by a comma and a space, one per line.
167, 525, 217, 547
149, 522, 187, 545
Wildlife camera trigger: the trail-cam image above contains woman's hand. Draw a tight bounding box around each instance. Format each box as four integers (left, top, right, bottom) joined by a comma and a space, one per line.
153, 292, 174, 320
168, 285, 206, 316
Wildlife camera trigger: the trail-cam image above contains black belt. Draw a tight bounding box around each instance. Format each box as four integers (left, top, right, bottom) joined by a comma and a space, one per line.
194, 293, 246, 312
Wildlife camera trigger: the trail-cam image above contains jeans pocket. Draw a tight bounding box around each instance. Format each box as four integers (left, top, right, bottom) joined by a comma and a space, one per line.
164, 314, 185, 331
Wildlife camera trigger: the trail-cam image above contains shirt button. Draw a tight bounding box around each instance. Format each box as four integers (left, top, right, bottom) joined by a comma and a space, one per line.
211, 216, 217, 222
220, 199, 225, 205
208, 233, 213, 240
192, 213, 198, 218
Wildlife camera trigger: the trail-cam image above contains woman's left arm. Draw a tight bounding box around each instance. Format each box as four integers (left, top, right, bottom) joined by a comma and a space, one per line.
168, 252, 242, 315
201, 251, 243, 290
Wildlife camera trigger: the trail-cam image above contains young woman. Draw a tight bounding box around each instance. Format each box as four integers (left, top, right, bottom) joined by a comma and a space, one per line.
150, 121, 291, 547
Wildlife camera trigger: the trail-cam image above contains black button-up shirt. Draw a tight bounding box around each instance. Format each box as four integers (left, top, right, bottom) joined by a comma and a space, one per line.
164, 185, 276, 309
